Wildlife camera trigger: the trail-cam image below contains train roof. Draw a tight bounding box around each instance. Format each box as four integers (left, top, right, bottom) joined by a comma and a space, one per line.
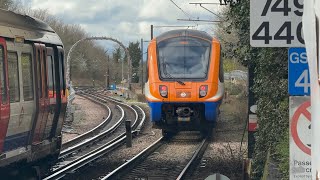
0, 9, 63, 46
156, 29, 213, 42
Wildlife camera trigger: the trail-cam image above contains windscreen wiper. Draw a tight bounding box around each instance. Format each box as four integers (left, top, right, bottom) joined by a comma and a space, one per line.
176, 80, 185, 85
162, 62, 185, 85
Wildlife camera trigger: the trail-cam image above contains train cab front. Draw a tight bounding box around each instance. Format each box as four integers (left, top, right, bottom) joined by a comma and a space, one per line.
145, 29, 224, 135
147, 81, 223, 132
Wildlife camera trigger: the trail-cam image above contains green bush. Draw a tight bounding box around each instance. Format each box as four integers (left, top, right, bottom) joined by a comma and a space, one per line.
218, 1, 289, 179
274, 127, 289, 179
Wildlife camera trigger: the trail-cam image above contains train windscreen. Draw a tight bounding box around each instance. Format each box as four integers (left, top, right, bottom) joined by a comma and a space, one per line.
157, 37, 211, 80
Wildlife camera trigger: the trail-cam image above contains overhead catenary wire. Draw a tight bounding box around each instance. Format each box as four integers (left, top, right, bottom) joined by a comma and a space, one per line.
169, 0, 193, 19
169, 0, 198, 26
177, 19, 221, 23
189, 2, 224, 21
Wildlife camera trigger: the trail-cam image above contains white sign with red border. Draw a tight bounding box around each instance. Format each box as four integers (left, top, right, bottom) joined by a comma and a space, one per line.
290, 96, 311, 179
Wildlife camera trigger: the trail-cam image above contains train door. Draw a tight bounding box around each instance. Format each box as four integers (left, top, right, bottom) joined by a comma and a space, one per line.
4, 41, 35, 152
19, 44, 36, 145
31, 43, 49, 144
5, 43, 22, 151
43, 47, 56, 139
55, 47, 66, 137
49, 46, 61, 139
0, 38, 9, 153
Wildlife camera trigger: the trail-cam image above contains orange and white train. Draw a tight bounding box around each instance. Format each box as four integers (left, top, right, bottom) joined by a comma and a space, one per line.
0, 9, 67, 172
145, 29, 224, 137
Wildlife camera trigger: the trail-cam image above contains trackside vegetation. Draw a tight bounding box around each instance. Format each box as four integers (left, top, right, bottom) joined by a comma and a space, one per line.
216, 0, 289, 179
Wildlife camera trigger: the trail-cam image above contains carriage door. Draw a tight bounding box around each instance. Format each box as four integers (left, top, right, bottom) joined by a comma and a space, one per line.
43, 47, 56, 139
55, 47, 66, 136
32, 43, 49, 143
0, 38, 9, 153
5, 41, 36, 152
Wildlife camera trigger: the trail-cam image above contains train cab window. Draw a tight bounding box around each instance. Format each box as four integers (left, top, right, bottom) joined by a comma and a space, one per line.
8, 52, 20, 103
0, 46, 7, 104
157, 37, 211, 80
21, 53, 34, 101
47, 55, 55, 93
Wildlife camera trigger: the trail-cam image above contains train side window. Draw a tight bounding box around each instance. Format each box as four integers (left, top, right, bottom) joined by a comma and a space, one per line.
47, 55, 55, 93
0, 46, 7, 104
146, 50, 149, 82
43, 50, 48, 97
37, 49, 42, 98
59, 52, 65, 95
8, 52, 20, 103
21, 53, 34, 101
219, 54, 224, 83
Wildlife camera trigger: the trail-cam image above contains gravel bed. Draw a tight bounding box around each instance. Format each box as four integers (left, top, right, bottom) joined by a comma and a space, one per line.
52, 96, 132, 173
62, 93, 246, 180
62, 95, 109, 143
187, 142, 245, 180
186, 99, 247, 180
122, 140, 200, 180
62, 105, 162, 180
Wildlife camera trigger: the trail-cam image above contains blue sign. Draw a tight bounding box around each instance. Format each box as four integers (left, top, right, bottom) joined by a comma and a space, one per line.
288, 48, 310, 96
107, 84, 116, 90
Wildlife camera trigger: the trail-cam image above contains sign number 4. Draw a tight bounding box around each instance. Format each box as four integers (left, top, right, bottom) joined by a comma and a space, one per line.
295, 70, 310, 93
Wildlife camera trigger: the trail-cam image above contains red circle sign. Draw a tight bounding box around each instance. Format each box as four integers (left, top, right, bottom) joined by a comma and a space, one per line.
291, 101, 311, 155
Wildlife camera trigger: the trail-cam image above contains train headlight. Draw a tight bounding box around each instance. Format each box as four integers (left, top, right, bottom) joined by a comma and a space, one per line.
199, 85, 208, 97
159, 85, 168, 98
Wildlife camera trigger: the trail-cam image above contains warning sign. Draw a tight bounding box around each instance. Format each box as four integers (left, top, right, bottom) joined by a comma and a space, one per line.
290, 96, 311, 179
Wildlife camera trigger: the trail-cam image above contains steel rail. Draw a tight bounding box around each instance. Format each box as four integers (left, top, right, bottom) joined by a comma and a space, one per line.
176, 138, 209, 179
131, 105, 146, 133
101, 137, 208, 180
43, 137, 125, 180
88, 92, 139, 129
101, 137, 164, 180
44, 91, 147, 179
61, 93, 112, 149
59, 105, 124, 158
97, 91, 147, 133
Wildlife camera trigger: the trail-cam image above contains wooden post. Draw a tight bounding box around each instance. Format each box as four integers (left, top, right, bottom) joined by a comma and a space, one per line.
125, 120, 132, 147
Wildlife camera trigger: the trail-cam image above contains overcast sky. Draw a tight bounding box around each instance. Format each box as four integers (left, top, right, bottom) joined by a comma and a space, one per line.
19, 0, 223, 51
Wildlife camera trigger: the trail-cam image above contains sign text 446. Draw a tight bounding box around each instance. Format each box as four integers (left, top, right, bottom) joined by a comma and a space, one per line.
250, 0, 304, 47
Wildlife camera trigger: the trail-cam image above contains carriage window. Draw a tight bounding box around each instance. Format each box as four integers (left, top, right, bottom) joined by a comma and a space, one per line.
8, 52, 20, 103
37, 49, 42, 98
21, 53, 34, 101
59, 52, 65, 95
219, 53, 224, 83
47, 55, 55, 93
0, 46, 7, 104
43, 50, 48, 97
145, 50, 149, 82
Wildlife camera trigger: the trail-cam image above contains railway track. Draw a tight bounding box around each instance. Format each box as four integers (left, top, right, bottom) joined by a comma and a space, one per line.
43, 90, 146, 179
102, 132, 209, 180
61, 93, 113, 150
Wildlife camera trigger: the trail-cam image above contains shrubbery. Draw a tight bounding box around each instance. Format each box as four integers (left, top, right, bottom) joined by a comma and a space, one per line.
217, 1, 289, 179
